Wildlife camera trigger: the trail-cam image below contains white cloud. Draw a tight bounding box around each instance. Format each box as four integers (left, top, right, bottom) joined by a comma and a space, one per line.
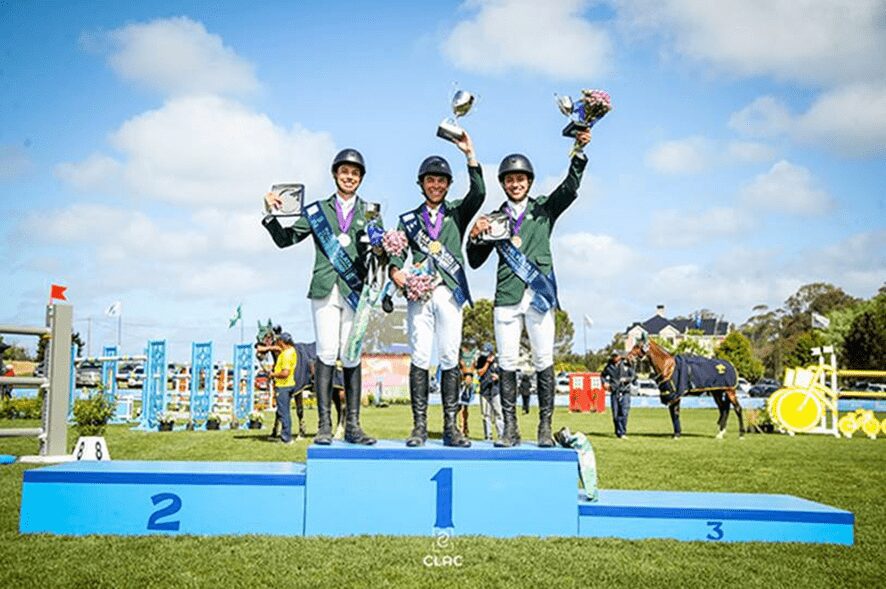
730, 85, 886, 157
554, 232, 639, 278
54, 154, 122, 193
645, 136, 710, 174
740, 160, 832, 215
96, 17, 259, 97
793, 83, 886, 157
614, 0, 886, 86
728, 96, 792, 137
650, 207, 751, 247
726, 141, 777, 164
56, 95, 336, 209
442, 0, 613, 80
646, 136, 776, 174
0, 145, 34, 180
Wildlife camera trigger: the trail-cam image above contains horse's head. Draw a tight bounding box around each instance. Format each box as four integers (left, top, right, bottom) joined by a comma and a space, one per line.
626, 330, 650, 361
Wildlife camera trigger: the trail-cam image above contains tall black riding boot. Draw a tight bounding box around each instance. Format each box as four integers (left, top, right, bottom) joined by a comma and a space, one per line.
406, 364, 429, 447
313, 360, 334, 445
441, 368, 470, 447
343, 365, 376, 445
495, 370, 521, 447
536, 366, 555, 447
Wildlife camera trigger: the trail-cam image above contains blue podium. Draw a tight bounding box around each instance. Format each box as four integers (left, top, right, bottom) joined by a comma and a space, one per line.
578, 490, 854, 545
18, 442, 855, 544
20, 461, 306, 536
305, 440, 577, 537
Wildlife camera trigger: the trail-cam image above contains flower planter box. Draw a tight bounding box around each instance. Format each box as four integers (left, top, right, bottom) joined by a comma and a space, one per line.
158, 422, 174, 432
207, 421, 220, 430
248, 421, 263, 430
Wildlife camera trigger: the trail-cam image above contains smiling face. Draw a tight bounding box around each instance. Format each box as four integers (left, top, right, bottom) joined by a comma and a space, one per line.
502, 172, 531, 202
421, 174, 450, 206
334, 163, 363, 197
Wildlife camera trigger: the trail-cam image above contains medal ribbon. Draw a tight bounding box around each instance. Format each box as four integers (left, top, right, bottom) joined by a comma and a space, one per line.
422, 204, 445, 240
334, 197, 357, 233
505, 203, 526, 237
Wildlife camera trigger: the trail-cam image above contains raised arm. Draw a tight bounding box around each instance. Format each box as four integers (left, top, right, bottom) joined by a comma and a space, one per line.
450, 131, 485, 232
541, 129, 591, 221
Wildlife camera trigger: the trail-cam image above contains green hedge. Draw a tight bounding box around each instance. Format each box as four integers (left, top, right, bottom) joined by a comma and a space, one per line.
0, 398, 42, 419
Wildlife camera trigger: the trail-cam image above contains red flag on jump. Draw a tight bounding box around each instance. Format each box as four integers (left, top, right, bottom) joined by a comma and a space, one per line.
49, 284, 67, 302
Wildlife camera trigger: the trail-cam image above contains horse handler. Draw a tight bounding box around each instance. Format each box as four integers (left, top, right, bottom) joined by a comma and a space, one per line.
602, 352, 635, 439
467, 129, 591, 447
388, 131, 484, 448
262, 149, 378, 446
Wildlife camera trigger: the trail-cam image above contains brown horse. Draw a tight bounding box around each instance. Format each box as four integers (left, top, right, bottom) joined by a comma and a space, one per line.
627, 336, 744, 439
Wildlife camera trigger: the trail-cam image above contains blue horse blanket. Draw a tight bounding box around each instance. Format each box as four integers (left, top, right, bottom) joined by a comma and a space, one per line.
293, 342, 317, 393
659, 355, 738, 405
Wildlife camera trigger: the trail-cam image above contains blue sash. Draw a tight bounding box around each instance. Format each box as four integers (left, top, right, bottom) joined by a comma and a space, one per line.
495, 240, 559, 313
400, 211, 472, 307
304, 201, 362, 311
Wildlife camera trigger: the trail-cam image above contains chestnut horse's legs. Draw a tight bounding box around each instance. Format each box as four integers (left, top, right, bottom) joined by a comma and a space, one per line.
726, 388, 745, 438
668, 401, 682, 439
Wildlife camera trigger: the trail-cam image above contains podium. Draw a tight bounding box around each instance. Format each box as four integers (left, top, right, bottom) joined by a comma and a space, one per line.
20, 461, 305, 536
19, 442, 854, 544
578, 490, 853, 544
305, 441, 577, 537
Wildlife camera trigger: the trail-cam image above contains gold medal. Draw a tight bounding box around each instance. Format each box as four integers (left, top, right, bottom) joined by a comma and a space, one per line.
428, 240, 442, 255
511, 235, 522, 248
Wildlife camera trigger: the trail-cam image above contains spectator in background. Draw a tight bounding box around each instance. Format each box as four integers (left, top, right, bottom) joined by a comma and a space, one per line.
476, 343, 504, 441
269, 333, 298, 445
602, 352, 635, 439
458, 342, 479, 437
0, 342, 11, 400
519, 370, 532, 415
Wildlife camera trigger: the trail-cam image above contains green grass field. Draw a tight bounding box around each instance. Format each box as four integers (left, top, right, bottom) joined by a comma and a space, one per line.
1, 406, 883, 588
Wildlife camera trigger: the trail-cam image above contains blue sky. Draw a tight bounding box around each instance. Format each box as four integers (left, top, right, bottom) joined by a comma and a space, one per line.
1, 0, 884, 360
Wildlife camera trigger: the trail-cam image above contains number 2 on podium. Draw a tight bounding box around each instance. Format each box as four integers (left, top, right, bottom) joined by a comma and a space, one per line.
431, 468, 453, 528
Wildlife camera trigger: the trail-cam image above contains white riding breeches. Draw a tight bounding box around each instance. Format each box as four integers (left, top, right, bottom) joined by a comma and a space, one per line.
407, 285, 463, 371
311, 284, 359, 368
494, 288, 555, 372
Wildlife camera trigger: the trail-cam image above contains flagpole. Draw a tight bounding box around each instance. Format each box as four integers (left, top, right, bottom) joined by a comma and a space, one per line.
117, 314, 122, 350
240, 308, 244, 343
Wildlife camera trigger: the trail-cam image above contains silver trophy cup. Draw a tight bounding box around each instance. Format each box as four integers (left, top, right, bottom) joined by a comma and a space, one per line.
476, 211, 511, 242
437, 89, 476, 143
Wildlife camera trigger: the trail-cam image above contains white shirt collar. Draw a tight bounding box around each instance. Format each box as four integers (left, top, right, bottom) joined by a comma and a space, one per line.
336, 193, 356, 214
507, 198, 528, 216
425, 202, 442, 222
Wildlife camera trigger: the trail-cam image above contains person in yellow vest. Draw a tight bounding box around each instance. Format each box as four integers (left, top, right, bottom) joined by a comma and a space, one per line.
269, 333, 298, 444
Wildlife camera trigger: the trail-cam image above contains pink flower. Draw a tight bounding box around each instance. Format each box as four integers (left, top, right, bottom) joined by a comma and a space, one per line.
382, 230, 409, 257
405, 272, 435, 302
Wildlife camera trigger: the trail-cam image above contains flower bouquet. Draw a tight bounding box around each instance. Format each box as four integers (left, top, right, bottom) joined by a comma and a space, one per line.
404, 263, 440, 302
557, 88, 612, 156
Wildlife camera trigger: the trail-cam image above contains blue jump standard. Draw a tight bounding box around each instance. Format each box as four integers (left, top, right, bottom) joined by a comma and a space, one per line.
579, 490, 854, 545
305, 440, 577, 537
18, 443, 853, 543
19, 461, 306, 536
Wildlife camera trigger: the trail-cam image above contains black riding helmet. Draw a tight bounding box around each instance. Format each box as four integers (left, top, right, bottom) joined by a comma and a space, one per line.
497, 153, 534, 182
331, 148, 366, 176
417, 155, 453, 184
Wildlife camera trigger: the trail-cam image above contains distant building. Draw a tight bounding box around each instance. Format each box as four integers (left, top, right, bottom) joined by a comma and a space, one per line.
624, 305, 731, 354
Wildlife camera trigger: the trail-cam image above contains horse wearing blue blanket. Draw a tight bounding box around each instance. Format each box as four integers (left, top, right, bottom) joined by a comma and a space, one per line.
628, 335, 744, 439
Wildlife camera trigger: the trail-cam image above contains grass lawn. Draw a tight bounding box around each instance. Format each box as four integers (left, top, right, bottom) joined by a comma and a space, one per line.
1, 406, 883, 588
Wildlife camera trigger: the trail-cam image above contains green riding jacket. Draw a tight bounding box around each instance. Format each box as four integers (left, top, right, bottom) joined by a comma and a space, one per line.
262, 195, 382, 300
466, 154, 587, 307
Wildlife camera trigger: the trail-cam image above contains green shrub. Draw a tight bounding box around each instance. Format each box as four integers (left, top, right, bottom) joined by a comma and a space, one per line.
0, 397, 42, 419
72, 393, 114, 436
